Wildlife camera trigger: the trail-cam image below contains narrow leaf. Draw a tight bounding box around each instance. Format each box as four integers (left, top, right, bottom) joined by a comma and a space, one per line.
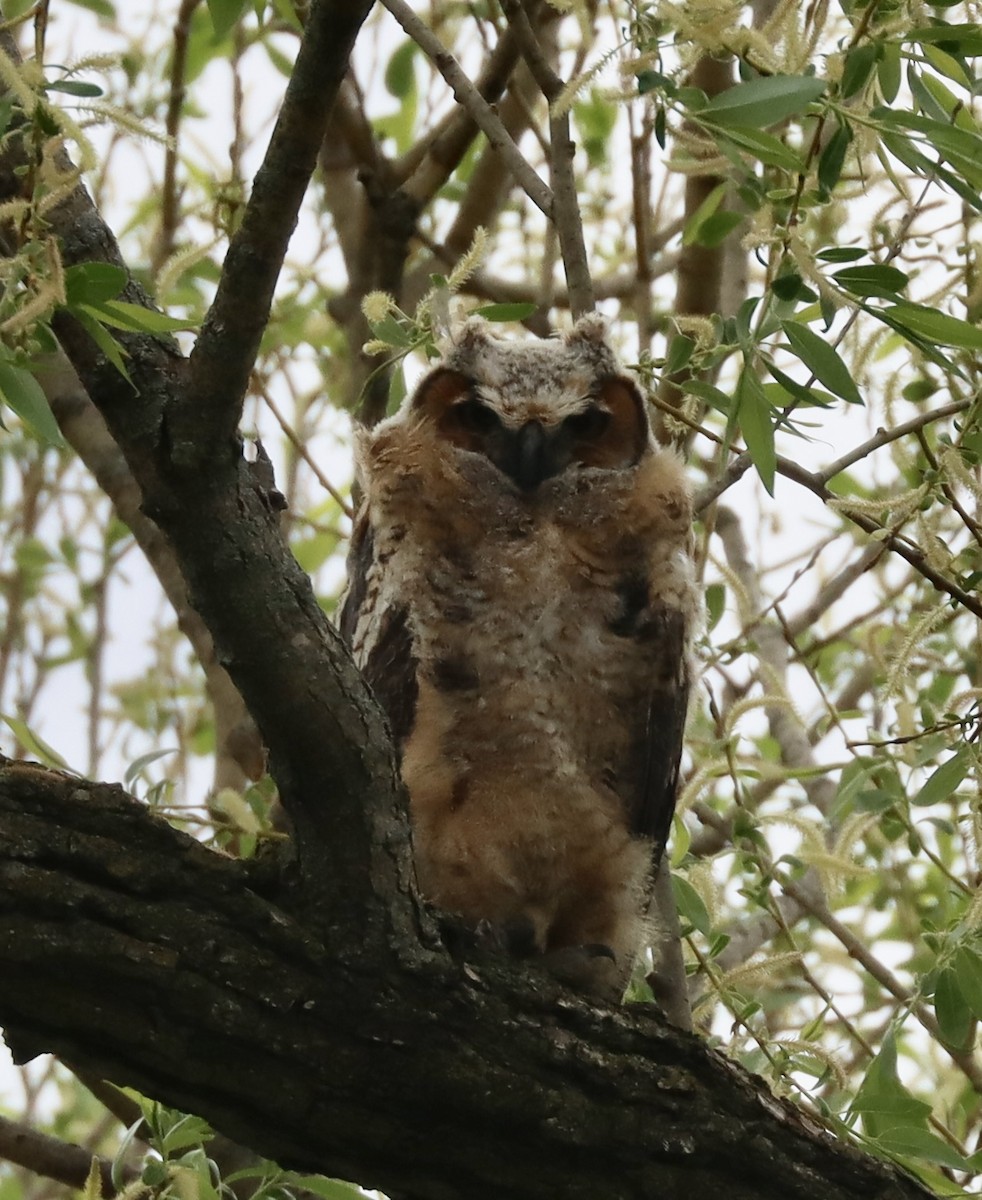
72, 306, 132, 382
832, 264, 908, 299
206, 0, 249, 38
934, 964, 973, 1047
953, 947, 982, 1020
780, 321, 863, 404
44, 79, 103, 97
1, 714, 72, 770
473, 302, 537, 322
737, 368, 776, 495
682, 182, 726, 246
64, 261, 127, 305
713, 125, 803, 170
869, 1127, 970, 1171
882, 303, 982, 350
841, 43, 878, 98
911, 746, 971, 807
0, 362, 65, 445
672, 875, 712, 936
696, 74, 826, 128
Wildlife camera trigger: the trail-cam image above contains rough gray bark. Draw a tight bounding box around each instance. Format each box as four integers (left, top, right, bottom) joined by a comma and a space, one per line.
0, 761, 937, 1200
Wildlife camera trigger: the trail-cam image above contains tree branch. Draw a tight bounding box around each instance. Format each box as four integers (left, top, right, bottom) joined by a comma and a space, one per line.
379, 0, 554, 217
499, 0, 594, 316
0, 33, 414, 947
0, 762, 939, 1200
0, 1113, 136, 1197
178, 0, 374, 468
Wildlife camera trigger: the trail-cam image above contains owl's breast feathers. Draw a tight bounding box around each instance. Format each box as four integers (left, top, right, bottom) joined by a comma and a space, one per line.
342, 414, 695, 859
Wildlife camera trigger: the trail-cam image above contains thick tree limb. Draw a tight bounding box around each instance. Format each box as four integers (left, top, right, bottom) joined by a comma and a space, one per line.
0, 34, 412, 949
0, 762, 938, 1200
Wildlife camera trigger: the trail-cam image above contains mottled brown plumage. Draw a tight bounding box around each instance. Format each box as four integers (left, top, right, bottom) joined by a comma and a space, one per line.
341, 315, 698, 998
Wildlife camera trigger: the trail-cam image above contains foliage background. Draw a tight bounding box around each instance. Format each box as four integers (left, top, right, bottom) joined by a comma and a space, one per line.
2, 0, 982, 1195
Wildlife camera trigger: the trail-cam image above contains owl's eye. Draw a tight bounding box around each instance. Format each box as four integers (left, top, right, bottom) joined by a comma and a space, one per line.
565, 406, 609, 440
454, 399, 501, 435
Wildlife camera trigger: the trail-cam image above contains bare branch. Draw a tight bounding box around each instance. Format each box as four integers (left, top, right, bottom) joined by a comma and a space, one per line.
500, 0, 594, 315
0, 1113, 137, 1197
379, 0, 554, 218
178, 0, 375, 467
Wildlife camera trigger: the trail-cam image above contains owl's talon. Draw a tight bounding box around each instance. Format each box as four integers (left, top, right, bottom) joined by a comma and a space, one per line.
542, 943, 620, 1000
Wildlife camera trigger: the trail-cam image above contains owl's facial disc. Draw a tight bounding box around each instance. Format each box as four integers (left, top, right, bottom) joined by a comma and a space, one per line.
412, 367, 649, 492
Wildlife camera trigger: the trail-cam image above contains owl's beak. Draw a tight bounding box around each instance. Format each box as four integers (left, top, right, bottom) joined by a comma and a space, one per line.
509, 420, 552, 491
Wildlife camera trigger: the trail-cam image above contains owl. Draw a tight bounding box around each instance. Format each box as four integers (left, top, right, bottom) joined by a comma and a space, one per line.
340, 315, 698, 1000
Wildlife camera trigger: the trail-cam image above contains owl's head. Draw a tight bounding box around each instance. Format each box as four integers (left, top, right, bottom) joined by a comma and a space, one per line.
407, 315, 651, 492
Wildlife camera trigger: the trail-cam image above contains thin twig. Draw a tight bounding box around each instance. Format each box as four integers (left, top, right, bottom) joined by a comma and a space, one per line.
260, 387, 354, 519
379, 0, 554, 218
154, 0, 199, 278
0, 1113, 138, 1196
499, 0, 593, 315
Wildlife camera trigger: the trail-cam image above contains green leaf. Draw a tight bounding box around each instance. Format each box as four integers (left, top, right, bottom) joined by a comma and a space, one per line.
877, 42, 902, 102
44, 79, 104, 97
881, 303, 982, 350
664, 334, 695, 375
816, 246, 866, 263
869, 1128, 969, 1166
695, 211, 744, 248
817, 120, 853, 195
1, 714, 73, 771
682, 182, 726, 246
290, 1177, 371, 1200
832, 263, 908, 299
64, 261, 127, 305
63, 0, 115, 14
206, 0, 249, 38
905, 24, 982, 55
713, 125, 803, 171
684, 379, 732, 413
934, 963, 973, 1047
841, 42, 878, 99
672, 874, 712, 936
911, 745, 971, 806
80, 299, 193, 334
852, 1032, 932, 1137
472, 302, 537, 322
0, 362, 65, 445
868, 1126, 970, 1171
385, 41, 417, 100
704, 583, 725, 632
737, 368, 775, 495
780, 321, 863, 404
765, 360, 834, 407
124, 749, 179, 789
71, 306, 132, 382
952, 947, 982, 1020
922, 42, 973, 88
695, 74, 826, 128
879, 130, 982, 215
873, 107, 982, 188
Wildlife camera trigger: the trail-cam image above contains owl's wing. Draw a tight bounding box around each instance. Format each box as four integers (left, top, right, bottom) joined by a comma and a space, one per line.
622, 608, 689, 859
339, 509, 419, 748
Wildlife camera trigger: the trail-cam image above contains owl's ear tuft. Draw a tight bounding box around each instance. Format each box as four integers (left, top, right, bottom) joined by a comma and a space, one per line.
565, 315, 620, 377
411, 368, 472, 418
566, 313, 610, 346
575, 376, 650, 469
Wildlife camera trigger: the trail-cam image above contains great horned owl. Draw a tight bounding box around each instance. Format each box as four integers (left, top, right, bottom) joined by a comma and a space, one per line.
340, 315, 697, 999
